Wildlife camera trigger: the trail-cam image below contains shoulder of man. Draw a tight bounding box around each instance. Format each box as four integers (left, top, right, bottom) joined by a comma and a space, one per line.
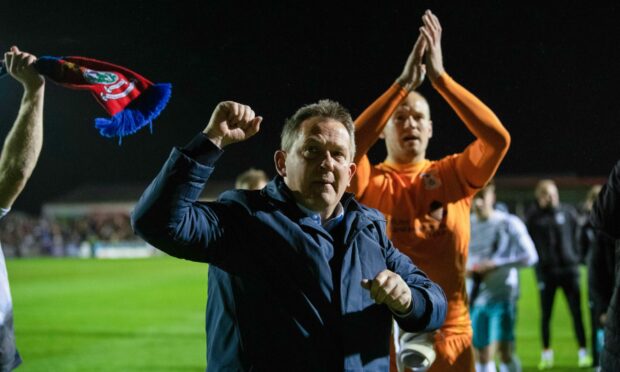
558, 202, 572, 211
349, 197, 386, 223
489, 210, 512, 232
524, 202, 543, 221
217, 189, 268, 213
505, 212, 528, 234
559, 203, 580, 220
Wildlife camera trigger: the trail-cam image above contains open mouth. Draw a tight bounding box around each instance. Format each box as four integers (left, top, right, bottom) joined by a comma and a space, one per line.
402, 135, 420, 142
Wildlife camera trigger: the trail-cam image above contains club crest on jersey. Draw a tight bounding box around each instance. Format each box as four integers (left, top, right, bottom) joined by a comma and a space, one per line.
420, 170, 442, 190
83, 69, 119, 85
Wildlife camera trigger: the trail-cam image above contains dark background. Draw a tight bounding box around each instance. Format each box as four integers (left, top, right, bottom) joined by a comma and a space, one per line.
2, 1, 619, 213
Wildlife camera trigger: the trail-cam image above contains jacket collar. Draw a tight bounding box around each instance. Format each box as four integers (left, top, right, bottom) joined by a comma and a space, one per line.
263, 176, 378, 247
264, 176, 357, 213
263, 176, 364, 225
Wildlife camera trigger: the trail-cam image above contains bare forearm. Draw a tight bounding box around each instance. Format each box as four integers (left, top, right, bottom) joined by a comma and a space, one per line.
0, 86, 44, 207
4, 87, 44, 174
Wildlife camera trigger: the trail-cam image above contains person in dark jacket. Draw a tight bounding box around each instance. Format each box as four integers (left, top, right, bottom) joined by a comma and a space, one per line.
579, 185, 615, 368
590, 160, 620, 372
525, 179, 590, 369
131, 99, 447, 371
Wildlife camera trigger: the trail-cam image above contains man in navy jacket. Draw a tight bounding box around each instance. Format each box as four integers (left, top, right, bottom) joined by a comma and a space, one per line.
132, 99, 447, 371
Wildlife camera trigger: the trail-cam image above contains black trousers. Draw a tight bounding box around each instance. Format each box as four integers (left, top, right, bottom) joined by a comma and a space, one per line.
536, 265, 587, 349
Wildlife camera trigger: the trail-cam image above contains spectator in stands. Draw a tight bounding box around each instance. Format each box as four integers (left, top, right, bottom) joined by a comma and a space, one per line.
468, 181, 538, 372
525, 179, 590, 369
132, 99, 447, 370
235, 168, 268, 190
0, 212, 139, 257
0, 46, 45, 371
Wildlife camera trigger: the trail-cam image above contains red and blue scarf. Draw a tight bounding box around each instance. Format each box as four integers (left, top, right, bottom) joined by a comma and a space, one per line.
2, 56, 171, 143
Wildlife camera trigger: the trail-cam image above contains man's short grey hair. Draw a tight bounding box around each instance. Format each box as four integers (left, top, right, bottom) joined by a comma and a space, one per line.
281, 99, 356, 160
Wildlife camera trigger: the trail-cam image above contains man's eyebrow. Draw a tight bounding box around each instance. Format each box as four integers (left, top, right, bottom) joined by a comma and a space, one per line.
395, 105, 413, 113
302, 136, 324, 144
331, 142, 349, 155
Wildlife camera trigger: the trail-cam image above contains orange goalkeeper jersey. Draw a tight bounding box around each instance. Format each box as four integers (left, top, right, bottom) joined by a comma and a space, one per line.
350, 73, 510, 335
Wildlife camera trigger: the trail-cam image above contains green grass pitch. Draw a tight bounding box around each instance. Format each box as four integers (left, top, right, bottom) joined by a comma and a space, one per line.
7, 257, 592, 371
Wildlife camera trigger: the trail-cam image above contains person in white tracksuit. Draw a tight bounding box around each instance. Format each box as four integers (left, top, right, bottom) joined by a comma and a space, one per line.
467, 182, 538, 372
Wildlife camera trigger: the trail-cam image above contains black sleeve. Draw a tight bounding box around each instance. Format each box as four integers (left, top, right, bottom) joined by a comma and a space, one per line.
591, 160, 620, 239
590, 233, 616, 322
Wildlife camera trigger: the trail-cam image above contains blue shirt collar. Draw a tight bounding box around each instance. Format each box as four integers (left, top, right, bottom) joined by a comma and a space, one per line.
296, 202, 344, 231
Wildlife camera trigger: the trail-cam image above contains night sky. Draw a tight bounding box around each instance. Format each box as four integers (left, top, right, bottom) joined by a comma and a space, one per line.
2, 1, 619, 213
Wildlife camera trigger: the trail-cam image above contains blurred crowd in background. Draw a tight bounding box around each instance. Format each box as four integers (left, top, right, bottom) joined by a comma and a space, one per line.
0, 180, 599, 259
0, 212, 136, 257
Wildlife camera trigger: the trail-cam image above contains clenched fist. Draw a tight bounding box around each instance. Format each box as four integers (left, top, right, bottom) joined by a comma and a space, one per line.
361, 269, 412, 315
203, 101, 263, 148
4, 46, 44, 92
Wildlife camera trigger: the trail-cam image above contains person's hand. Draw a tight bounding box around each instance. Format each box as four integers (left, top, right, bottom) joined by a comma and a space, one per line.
471, 260, 496, 275
396, 33, 427, 91
203, 101, 263, 148
4, 46, 44, 92
419, 10, 446, 82
600, 312, 607, 326
361, 269, 412, 315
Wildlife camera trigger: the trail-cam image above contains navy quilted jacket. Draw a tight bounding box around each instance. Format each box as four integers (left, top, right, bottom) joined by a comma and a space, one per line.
132, 140, 446, 371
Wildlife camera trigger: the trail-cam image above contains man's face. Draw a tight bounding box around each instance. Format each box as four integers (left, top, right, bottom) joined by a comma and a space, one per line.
536, 183, 560, 209
275, 117, 356, 213
382, 92, 432, 162
473, 186, 495, 219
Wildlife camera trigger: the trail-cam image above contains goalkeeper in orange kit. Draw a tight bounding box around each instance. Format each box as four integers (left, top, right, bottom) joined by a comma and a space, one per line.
349, 10, 511, 372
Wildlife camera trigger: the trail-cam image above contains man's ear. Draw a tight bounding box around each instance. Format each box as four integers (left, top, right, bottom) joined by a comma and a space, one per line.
379, 124, 388, 140
274, 150, 287, 177
428, 120, 433, 139
347, 162, 357, 186
380, 118, 395, 140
